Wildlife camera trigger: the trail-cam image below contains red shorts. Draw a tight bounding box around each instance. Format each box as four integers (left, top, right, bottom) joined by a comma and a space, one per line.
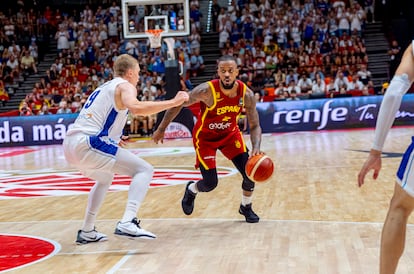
193, 130, 247, 170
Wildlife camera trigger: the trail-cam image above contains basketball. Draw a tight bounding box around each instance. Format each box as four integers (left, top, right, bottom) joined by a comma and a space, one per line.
245, 154, 274, 183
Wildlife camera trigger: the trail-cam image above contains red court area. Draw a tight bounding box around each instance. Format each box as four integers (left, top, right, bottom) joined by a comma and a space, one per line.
0, 235, 58, 272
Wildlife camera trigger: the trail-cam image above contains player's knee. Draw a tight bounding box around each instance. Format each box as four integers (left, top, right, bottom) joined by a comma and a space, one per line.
197, 178, 218, 192
144, 162, 154, 179
242, 179, 255, 192
133, 161, 153, 180
147, 163, 154, 175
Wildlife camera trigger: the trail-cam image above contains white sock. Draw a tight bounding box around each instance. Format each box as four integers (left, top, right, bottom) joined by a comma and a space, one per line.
189, 182, 198, 193
121, 200, 141, 223
120, 171, 151, 223
83, 211, 97, 232
82, 182, 111, 231
241, 194, 252, 206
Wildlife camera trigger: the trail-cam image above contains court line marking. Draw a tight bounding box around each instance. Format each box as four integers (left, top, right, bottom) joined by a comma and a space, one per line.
106, 251, 135, 274
57, 249, 140, 256
0, 217, 406, 226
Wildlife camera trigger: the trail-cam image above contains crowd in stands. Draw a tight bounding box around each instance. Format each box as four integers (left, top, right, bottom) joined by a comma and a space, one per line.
214, 0, 378, 101
0, 0, 402, 135
0, 0, 204, 136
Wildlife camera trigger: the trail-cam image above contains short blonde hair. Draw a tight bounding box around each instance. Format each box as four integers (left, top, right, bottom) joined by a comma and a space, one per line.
113, 54, 138, 77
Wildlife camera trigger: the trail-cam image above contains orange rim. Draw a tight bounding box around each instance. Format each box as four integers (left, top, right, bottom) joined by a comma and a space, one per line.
145, 29, 164, 36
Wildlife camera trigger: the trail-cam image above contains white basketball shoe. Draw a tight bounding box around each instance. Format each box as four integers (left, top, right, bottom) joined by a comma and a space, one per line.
114, 218, 156, 239
76, 228, 108, 245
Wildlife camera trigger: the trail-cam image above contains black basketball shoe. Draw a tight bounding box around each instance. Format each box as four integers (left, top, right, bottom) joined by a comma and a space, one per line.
239, 203, 260, 223
182, 181, 197, 215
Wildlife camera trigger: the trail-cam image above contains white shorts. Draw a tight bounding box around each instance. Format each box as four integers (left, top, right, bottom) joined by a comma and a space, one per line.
63, 134, 119, 179
63, 133, 153, 183
396, 137, 414, 197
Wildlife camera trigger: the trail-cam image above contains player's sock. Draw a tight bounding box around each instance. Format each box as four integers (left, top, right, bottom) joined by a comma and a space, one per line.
241, 195, 252, 206
188, 181, 198, 193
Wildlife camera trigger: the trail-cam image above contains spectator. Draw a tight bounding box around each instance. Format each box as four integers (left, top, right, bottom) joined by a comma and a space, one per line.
19, 101, 33, 116
297, 73, 313, 94
4, 19, 15, 41
242, 16, 254, 42
211, 0, 221, 32
28, 41, 38, 63
285, 69, 299, 85
5, 54, 19, 79
190, 3, 203, 31
311, 74, 326, 95
188, 28, 201, 55
8, 41, 21, 57
0, 80, 9, 106
218, 26, 229, 50
337, 5, 350, 37
109, 1, 121, 17
388, 39, 401, 77
361, 85, 371, 96
189, 51, 204, 77
20, 50, 38, 75
349, 3, 364, 37
263, 69, 276, 89
347, 74, 364, 91
125, 39, 139, 58
334, 71, 349, 92
56, 100, 73, 114
107, 16, 119, 42
38, 104, 52, 115
55, 25, 70, 52
357, 64, 373, 87
274, 68, 286, 86
286, 89, 301, 101
364, 0, 375, 23
286, 79, 301, 96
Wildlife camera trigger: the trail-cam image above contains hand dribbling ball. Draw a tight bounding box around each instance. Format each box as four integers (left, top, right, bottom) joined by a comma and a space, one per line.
245, 154, 274, 183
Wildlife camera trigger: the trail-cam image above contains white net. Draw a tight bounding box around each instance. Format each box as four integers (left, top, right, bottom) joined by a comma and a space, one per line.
146, 29, 164, 49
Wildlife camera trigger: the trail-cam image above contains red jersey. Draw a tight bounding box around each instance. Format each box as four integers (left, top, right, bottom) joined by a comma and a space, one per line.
192, 79, 248, 170
193, 79, 246, 141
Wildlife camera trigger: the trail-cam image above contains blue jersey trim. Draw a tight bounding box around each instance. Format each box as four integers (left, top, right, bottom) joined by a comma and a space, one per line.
89, 136, 118, 156
397, 137, 414, 184
99, 108, 118, 137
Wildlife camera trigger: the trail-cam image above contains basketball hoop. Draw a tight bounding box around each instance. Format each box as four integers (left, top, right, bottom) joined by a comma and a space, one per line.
145, 29, 164, 49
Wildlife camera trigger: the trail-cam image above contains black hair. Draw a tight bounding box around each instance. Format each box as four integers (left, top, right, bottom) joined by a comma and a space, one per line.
218, 55, 237, 63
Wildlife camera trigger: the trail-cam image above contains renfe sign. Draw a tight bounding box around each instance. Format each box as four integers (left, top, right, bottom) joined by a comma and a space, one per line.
0, 95, 414, 147
256, 95, 414, 133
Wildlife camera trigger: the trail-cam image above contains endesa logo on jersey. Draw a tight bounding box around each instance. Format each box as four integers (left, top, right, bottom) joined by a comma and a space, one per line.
208, 122, 232, 130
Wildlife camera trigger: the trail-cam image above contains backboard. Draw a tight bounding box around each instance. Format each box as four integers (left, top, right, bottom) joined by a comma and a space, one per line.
121, 0, 190, 39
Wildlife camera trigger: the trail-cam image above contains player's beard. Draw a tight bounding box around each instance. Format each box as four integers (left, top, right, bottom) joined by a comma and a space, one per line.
220, 79, 235, 90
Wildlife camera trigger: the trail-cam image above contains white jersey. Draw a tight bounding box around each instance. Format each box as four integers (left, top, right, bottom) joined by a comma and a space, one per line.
66, 77, 129, 142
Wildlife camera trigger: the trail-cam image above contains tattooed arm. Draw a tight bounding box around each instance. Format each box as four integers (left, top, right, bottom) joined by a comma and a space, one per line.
153, 82, 212, 144
243, 87, 262, 155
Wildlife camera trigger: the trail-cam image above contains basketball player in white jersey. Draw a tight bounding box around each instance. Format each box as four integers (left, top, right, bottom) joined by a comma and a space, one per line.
358, 41, 414, 273
63, 54, 188, 244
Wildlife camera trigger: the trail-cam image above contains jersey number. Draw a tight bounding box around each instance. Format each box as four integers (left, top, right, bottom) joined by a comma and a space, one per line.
84, 89, 101, 109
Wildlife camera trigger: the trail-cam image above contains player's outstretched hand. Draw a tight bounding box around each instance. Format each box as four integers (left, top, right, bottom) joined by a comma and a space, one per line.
174, 91, 189, 106
357, 149, 382, 187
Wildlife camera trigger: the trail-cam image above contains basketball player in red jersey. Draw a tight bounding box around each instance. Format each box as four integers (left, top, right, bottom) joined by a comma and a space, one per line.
153, 55, 263, 223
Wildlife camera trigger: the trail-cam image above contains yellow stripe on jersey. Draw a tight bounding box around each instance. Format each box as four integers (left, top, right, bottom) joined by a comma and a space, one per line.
194, 81, 216, 170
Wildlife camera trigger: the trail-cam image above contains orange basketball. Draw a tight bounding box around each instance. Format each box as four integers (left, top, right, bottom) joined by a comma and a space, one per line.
245, 154, 274, 183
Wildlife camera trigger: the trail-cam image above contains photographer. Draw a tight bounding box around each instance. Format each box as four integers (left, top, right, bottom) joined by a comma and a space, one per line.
19, 102, 33, 116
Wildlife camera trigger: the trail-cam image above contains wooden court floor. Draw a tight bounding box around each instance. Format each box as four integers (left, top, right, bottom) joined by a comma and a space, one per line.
2, 127, 414, 273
